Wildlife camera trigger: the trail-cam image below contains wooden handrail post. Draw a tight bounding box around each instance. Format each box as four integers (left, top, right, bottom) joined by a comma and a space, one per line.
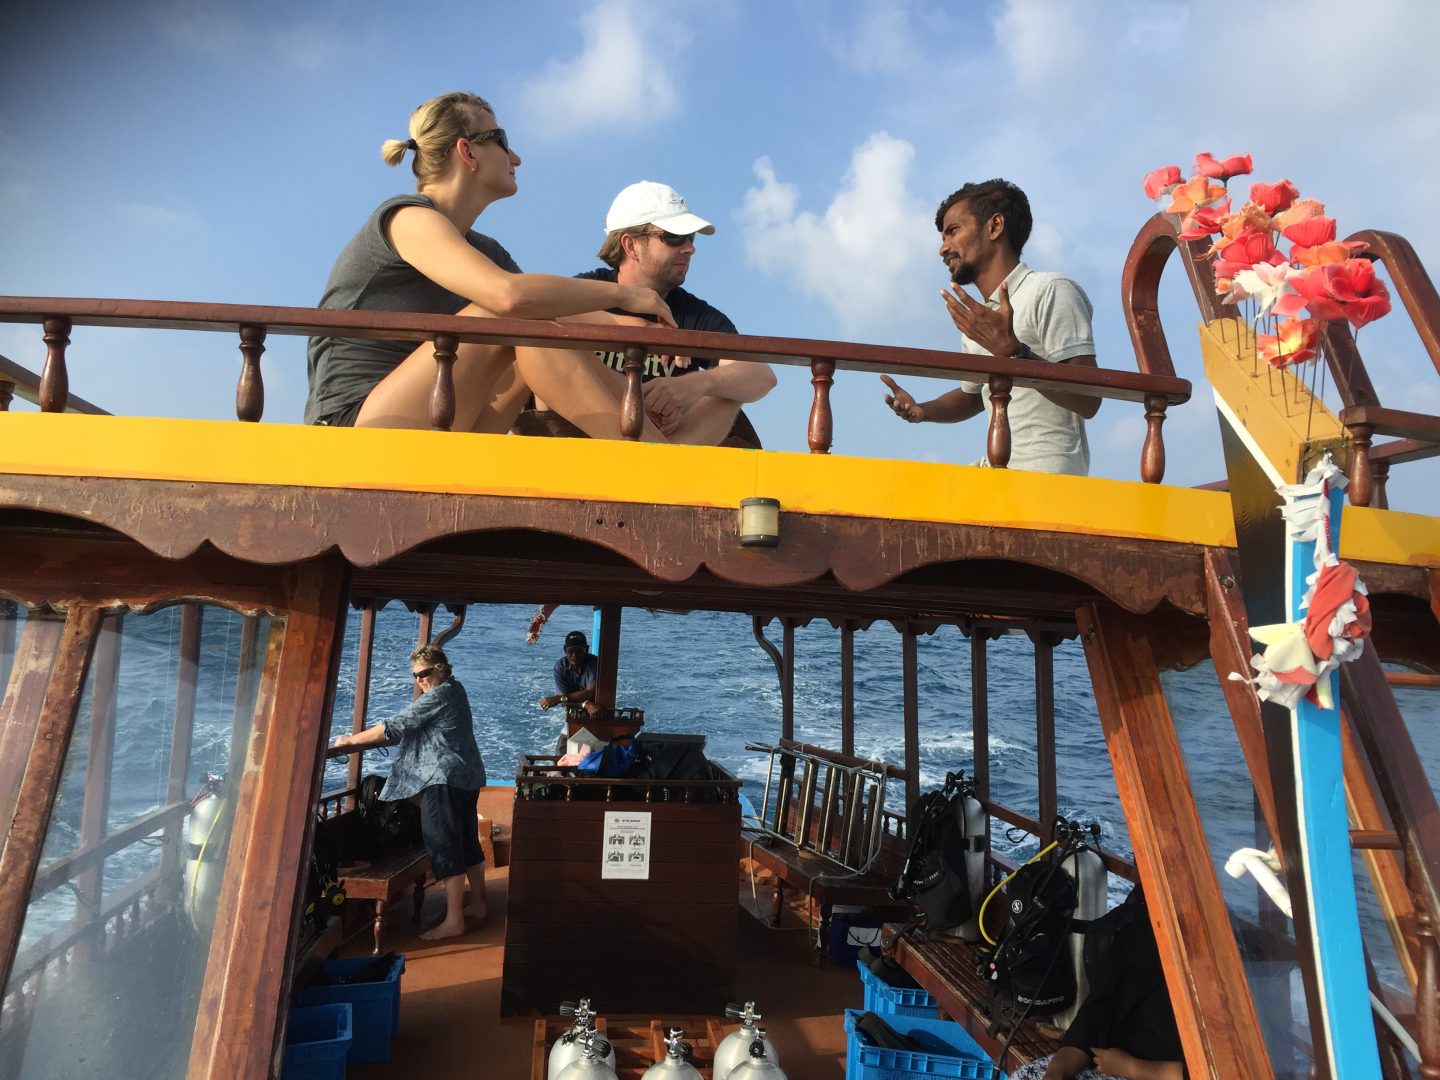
807, 358, 835, 454
236, 324, 266, 422
620, 345, 645, 440
1418, 907, 1439, 1079
0, 380, 12, 411
1370, 459, 1391, 511
1349, 423, 1374, 506
428, 333, 458, 431
1141, 392, 1168, 483
39, 316, 71, 413
986, 374, 1012, 468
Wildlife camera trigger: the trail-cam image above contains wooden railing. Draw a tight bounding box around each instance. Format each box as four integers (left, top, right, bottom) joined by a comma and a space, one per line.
0, 352, 107, 414
0, 296, 1192, 481
1121, 214, 1440, 505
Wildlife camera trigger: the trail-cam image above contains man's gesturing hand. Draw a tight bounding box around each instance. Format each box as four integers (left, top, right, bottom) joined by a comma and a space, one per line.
881, 375, 925, 422
941, 282, 1026, 358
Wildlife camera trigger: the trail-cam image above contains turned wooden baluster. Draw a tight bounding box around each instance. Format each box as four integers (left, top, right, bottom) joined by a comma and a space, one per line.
807, 358, 835, 454
1348, 423, 1374, 506
1370, 459, 1391, 511
1141, 392, 1168, 483
236, 324, 266, 422
0, 380, 12, 411
620, 344, 645, 440
986, 374, 1012, 468
1417, 906, 1440, 1080
428, 333, 458, 431
40, 316, 71, 413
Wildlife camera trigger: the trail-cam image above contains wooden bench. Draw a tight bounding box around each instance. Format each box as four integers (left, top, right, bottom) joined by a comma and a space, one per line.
890, 927, 1060, 1073
337, 846, 430, 955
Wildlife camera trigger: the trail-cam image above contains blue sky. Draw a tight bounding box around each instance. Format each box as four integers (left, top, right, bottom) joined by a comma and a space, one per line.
2, 0, 1437, 511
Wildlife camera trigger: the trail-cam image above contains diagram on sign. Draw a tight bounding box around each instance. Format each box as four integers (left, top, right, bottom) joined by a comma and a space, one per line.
601, 810, 652, 880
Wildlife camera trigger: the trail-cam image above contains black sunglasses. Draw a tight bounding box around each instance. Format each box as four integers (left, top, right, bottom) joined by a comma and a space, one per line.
463, 127, 511, 155
647, 229, 695, 248
412, 666, 436, 681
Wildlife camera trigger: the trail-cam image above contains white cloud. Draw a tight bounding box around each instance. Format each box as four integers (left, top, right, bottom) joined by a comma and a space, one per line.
738, 133, 940, 342
157, 1, 354, 73
516, 0, 685, 139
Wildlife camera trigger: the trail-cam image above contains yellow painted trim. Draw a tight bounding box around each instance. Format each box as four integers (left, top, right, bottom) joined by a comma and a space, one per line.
0, 413, 1243, 547
1199, 318, 1348, 484
1341, 506, 1440, 568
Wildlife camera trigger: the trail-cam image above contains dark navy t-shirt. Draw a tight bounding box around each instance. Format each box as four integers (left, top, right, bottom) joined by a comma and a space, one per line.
574, 267, 737, 380
553, 653, 598, 696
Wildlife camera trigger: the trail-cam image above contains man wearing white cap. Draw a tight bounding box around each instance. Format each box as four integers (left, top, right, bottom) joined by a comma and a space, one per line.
517, 181, 774, 446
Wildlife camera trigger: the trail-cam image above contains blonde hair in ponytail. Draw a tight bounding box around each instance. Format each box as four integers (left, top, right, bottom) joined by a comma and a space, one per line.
380, 91, 494, 182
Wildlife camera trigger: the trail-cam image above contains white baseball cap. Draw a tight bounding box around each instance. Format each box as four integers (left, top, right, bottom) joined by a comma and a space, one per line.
604, 181, 715, 235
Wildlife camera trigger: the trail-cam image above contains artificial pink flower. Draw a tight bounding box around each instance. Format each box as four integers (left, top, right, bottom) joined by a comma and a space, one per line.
1271, 198, 1326, 232
1303, 560, 1371, 661
1206, 202, 1274, 255
1294, 260, 1392, 328
1256, 317, 1320, 368
1178, 200, 1230, 240
1144, 164, 1183, 200
1249, 180, 1299, 214
1165, 175, 1228, 216
1215, 226, 1284, 267
1282, 216, 1338, 247
1194, 152, 1254, 181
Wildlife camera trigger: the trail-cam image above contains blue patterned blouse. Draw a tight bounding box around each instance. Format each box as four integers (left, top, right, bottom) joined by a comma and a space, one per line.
378, 677, 487, 800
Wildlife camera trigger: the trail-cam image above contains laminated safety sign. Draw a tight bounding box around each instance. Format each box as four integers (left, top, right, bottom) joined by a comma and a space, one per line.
601, 810, 652, 880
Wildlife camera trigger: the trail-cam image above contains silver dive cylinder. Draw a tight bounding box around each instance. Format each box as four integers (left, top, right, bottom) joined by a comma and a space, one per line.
723, 1030, 788, 1080
640, 1027, 702, 1080
554, 1030, 618, 1080
947, 788, 989, 942
1051, 844, 1108, 1032
713, 1003, 779, 1080
548, 1000, 615, 1080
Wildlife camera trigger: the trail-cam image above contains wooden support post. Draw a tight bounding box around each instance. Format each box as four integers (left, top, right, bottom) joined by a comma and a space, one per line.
0, 605, 102, 994
986, 374, 1012, 468
428, 334, 458, 431
236, 324, 266, 422
1417, 909, 1440, 1080
840, 620, 855, 757
40, 316, 71, 413
593, 605, 622, 711
807, 358, 835, 454
781, 618, 796, 743
1141, 392, 1168, 483
1349, 423, 1374, 506
1370, 459, 1390, 511
348, 602, 376, 811
971, 630, 990, 802
76, 614, 123, 956
0, 380, 12, 411
1032, 633, 1057, 841
902, 622, 919, 811
1079, 601, 1274, 1080
621, 345, 646, 440
159, 605, 202, 903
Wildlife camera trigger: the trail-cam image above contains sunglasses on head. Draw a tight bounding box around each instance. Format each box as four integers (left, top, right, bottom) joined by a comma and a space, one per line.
463, 127, 510, 155
647, 229, 694, 248
412, 666, 436, 681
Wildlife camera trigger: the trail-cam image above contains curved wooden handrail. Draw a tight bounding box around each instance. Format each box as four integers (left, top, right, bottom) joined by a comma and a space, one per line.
0, 294, 1192, 481
1120, 212, 1224, 379
1350, 229, 1440, 378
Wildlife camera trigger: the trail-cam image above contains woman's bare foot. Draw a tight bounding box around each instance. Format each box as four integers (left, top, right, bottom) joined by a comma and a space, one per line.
465, 904, 489, 922
420, 919, 467, 941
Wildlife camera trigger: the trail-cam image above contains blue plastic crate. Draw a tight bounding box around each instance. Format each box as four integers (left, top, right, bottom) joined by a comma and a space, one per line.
844, 1009, 1006, 1080
858, 961, 940, 1018
282, 1003, 352, 1080
294, 953, 405, 1063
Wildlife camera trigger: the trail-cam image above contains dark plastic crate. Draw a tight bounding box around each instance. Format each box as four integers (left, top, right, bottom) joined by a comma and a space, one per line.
294, 953, 405, 1063
858, 960, 940, 1018
844, 1009, 1005, 1080
282, 1003, 352, 1080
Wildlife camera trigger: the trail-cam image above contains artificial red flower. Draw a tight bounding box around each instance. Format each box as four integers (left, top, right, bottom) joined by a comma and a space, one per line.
1256, 317, 1320, 368
1294, 260, 1392, 328
1194, 152, 1254, 181
1282, 216, 1337, 247
1206, 202, 1274, 255
1165, 175, 1228, 215
1178, 199, 1230, 240
1215, 226, 1284, 267
1303, 561, 1371, 660
1249, 180, 1299, 214
1144, 164, 1183, 200
1272, 198, 1326, 232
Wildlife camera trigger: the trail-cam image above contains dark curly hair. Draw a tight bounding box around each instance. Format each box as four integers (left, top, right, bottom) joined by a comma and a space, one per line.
935, 179, 1032, 255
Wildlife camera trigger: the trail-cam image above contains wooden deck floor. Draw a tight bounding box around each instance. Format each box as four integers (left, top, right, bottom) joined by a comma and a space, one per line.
338, 864, 860, 1078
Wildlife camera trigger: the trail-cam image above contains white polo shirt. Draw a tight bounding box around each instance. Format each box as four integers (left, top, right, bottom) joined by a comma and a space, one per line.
957, 262, 1094, 476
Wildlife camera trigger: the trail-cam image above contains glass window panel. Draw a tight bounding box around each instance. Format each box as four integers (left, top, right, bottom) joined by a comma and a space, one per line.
1, 604, 281, 1080
0, 599, 28, 697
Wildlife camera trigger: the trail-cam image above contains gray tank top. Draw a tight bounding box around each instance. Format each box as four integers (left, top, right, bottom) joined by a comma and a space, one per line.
304, 194, 522, 424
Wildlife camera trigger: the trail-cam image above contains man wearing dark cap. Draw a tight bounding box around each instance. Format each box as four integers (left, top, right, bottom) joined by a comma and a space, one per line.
540, 630, 599, 712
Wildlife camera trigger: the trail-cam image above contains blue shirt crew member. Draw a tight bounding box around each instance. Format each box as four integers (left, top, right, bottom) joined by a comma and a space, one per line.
540, 630, 598, 712
331, 643, 488, 941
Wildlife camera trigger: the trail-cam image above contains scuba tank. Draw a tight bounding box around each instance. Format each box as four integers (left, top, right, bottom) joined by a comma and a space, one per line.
713, 1003, 779, 1080
723, 1031, 787, 1080
548, 1000, 615, 1080
183, 773, 227, 934
1051, 827, 1107, 1032
947, 776, 988, 942
640, 1027, 702, 1080
554, 1030, 618, 1080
